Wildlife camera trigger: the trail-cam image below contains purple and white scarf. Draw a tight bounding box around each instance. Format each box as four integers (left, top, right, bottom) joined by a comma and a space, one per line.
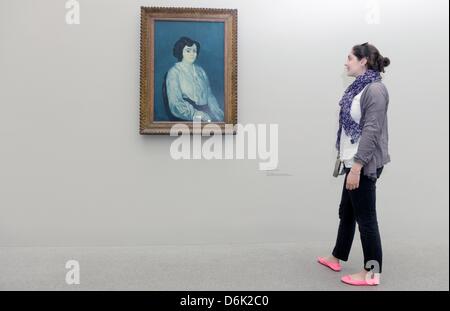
335, 69, 381, 151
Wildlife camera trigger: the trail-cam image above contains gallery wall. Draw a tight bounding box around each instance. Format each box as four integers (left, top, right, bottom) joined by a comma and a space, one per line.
0, 0, 448, 247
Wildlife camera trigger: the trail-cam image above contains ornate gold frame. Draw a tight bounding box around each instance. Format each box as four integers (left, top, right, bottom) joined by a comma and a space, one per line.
139, 7, 238, 135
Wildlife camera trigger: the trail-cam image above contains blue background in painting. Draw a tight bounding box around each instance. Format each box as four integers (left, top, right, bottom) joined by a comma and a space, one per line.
153, 20, 225, 121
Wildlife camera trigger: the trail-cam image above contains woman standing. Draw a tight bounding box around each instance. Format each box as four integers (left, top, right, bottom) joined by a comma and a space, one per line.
318, 43, 391, 286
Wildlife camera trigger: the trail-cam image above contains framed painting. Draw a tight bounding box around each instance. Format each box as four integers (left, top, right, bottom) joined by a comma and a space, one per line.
139, 7, 238, 134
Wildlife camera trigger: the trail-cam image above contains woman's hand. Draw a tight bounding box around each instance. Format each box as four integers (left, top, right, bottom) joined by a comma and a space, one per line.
346, 162, 363, 191
346, 171, 360, 190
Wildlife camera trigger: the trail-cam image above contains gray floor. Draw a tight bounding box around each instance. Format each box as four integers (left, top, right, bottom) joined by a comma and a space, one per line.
0, 241, 448, 291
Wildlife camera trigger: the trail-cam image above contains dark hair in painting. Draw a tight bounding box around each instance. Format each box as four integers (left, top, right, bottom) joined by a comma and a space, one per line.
173, 36, 201, 61
352, 42, 391, 73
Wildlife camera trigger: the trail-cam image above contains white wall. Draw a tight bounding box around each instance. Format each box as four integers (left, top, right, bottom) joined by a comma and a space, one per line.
0, 0, 448, 247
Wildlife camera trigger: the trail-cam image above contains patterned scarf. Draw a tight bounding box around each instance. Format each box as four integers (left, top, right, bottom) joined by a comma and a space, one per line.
335, 69, 381, 151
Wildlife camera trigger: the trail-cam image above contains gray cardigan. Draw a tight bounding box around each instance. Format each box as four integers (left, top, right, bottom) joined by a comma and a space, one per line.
353, 81, 391, 181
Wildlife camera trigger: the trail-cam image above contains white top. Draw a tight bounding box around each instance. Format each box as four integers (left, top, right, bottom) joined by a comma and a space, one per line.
339, 85, 368, 168
166, 62, 224, 121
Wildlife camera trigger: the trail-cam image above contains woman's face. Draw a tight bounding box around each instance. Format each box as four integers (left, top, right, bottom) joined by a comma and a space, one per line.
345, 50, 367, 77
182, 44, 197, 64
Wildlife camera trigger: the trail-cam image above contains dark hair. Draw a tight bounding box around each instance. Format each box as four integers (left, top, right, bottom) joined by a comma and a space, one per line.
352, 42, 390, 73
173, 36, 201, 61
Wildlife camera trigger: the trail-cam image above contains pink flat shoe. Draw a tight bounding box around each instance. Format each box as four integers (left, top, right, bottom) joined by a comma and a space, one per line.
317, 257, 342, 271
341, 274, 380, 286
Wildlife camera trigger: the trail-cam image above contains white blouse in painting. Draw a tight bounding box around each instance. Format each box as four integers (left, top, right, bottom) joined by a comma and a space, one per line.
166, 61, 224, 122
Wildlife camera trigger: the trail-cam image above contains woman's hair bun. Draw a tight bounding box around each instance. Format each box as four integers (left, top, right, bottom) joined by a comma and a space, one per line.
353, 43, 391, 72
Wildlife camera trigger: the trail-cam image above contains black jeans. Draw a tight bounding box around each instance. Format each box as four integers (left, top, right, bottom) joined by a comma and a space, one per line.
332, 166, 384, 273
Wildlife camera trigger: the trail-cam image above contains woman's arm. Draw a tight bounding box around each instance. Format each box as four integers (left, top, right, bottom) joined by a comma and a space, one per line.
353, 83, 389, 169
200, 68, 224, 121
346, 83, 388, 190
